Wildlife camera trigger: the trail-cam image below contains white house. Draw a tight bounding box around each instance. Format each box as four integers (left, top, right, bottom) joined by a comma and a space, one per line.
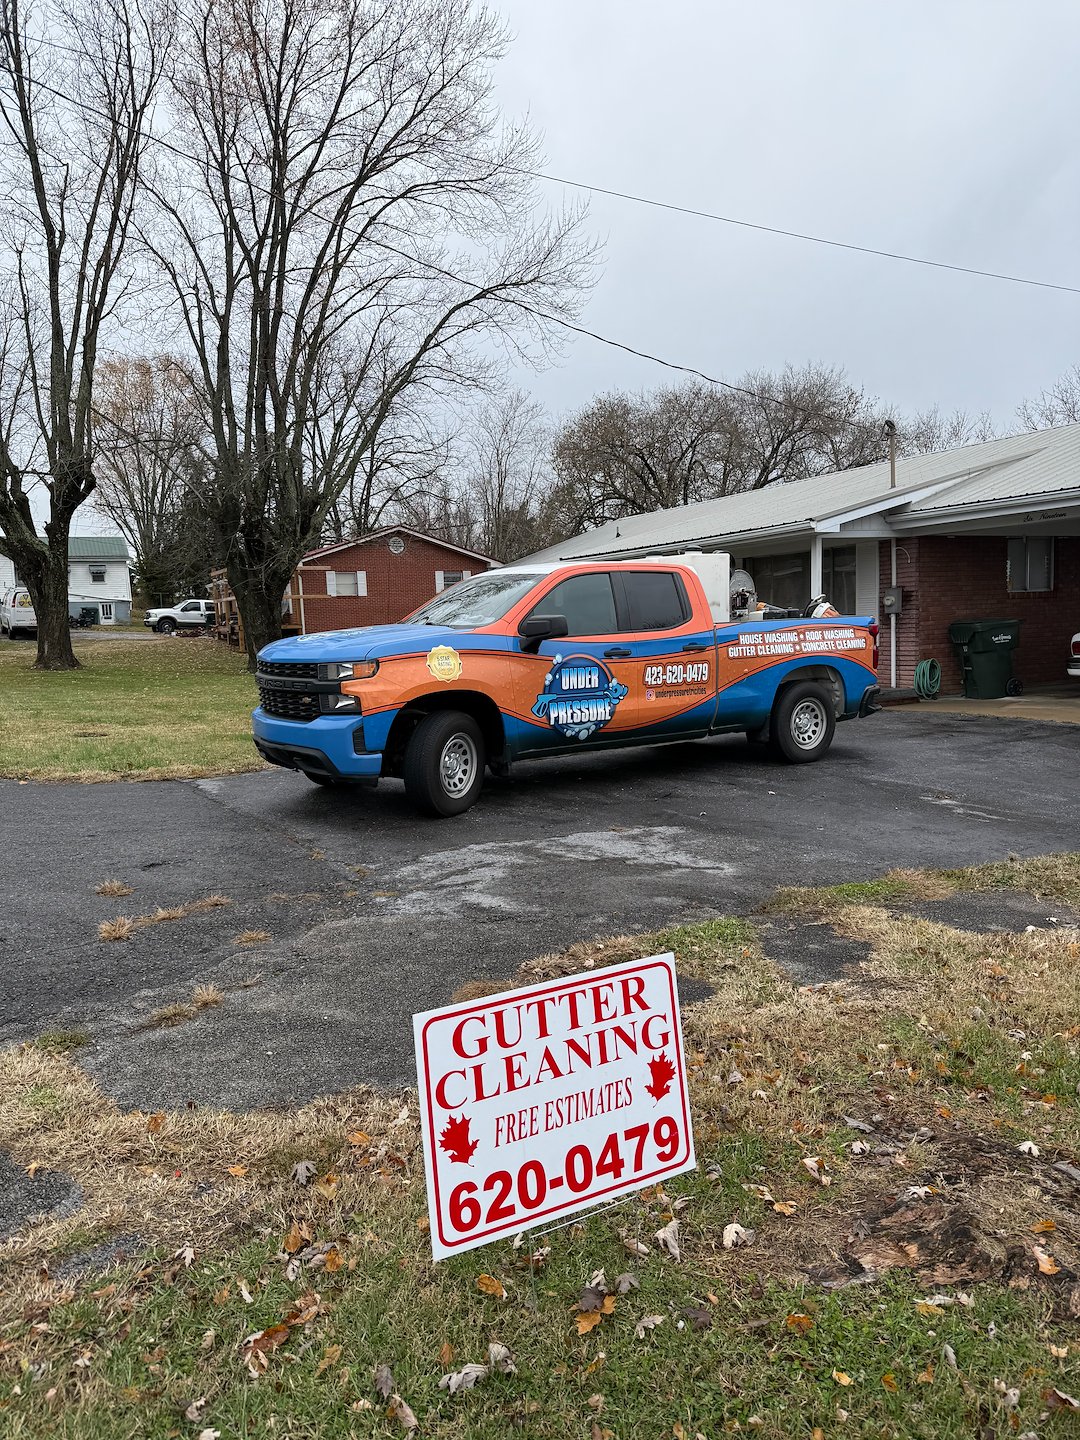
0, 534, 132, 624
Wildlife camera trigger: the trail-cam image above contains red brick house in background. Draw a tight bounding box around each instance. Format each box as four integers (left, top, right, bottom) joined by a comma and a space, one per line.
211, 526, 495, 645
290, 526, 495, 632
523, 422, 1080, 693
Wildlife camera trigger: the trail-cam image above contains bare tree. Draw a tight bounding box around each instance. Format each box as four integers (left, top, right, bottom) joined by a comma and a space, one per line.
550, 365, 889, 531
92, 354, 213, 602
322, 401, 453, 543
900, 405, 998, 455
144, 0, 593, 665
0, 0, 166, 667
1016, 365, 1080, 431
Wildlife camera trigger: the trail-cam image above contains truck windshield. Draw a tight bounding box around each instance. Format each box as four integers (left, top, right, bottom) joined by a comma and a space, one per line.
411, 571, 544, 628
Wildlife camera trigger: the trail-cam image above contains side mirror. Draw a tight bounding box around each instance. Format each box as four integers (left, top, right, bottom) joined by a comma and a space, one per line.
518, 613, 569, 652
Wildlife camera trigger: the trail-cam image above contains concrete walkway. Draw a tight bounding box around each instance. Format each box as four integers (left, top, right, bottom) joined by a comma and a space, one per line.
910, 685, 1080, 726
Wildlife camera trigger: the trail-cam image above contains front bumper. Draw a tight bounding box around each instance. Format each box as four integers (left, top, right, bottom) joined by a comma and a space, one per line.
252, 709, 382, 783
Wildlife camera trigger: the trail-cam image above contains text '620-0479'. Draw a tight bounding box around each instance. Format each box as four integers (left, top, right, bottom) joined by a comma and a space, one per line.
413, 955, 696, 1260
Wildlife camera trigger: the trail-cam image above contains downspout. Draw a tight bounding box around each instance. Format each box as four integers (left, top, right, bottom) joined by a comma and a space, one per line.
890, 538, 898, 690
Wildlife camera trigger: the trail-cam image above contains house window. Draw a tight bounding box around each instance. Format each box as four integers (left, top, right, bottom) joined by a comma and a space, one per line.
745, 552, 809, 610
1007, 537, 1053, 593
89, 564, 106, 583
326, 570, 367, 597
823, 546, 857, 616
435, 569, 470, 592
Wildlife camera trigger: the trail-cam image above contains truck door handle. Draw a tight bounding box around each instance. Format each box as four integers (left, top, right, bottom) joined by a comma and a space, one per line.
604, 647, 632, 659
682, 641, 709, 652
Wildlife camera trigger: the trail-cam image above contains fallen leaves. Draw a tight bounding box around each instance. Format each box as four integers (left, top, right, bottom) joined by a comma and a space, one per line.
476, 1274, 507, 1301
439, 1341, 517, 1393
722, 1221, 755, 1250
1033, 1246, 1060, 1276
634, 1314, 665, 1340
241, 1323, 291, 1376
801, 1155, 831, 1186
655, 1218, 681, 1262
785, 1313, 814, 1334
832, 1369, 853, 1386
576, 1297, 615, 1335
291, 1159, 317, 1186
388, 1395, 418, 1432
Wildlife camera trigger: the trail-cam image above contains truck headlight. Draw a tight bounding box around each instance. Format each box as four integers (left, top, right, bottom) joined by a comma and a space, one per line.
322, 660, 378, 680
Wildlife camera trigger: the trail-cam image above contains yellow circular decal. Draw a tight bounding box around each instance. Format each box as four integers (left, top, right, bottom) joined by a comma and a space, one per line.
426, 645, 462, 682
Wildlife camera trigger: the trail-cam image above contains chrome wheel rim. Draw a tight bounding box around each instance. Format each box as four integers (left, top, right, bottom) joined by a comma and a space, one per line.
791, 698, 826, 749
440, 733, 477, 796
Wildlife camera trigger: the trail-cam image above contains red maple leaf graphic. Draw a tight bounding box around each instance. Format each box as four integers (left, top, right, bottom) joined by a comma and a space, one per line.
439, 1113, 479, 1164
645, 1051, 676, 1102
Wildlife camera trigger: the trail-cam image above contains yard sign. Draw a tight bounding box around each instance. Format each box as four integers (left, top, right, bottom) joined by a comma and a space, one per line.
413, 954, 696, 1260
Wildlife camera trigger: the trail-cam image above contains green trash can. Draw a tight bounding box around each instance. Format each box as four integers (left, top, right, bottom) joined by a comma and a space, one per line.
947, 618, 1022, 699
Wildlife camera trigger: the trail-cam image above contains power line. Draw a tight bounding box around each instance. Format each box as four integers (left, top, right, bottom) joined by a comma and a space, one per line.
3, 53, 892, 434
523, 168, 1080, 298
20, 29, 1080, 299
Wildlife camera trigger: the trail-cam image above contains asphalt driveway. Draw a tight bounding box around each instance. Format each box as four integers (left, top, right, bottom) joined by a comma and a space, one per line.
1, 710, 1076, 1110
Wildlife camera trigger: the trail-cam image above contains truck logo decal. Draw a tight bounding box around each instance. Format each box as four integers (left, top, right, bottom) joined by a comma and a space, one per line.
426, 645, 463, 682
531, 654, 629, 740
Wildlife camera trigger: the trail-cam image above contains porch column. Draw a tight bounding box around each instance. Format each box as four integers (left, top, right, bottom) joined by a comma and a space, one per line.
809, 534, 823, 599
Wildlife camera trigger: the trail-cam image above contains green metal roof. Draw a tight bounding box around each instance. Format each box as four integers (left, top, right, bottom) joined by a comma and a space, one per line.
68, 535, 130, 560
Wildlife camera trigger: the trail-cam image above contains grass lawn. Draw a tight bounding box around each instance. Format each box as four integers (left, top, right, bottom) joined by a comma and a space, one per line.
1, 857, 1079, 1437
0, 637, 264, 782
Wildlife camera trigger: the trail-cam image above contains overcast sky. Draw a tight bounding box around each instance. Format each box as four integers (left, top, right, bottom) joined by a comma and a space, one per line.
63, 0, 1080, 537
492, 0, 1080, 426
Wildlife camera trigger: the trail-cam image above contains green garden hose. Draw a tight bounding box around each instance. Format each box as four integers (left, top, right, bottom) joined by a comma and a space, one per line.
914, 657, 941, 699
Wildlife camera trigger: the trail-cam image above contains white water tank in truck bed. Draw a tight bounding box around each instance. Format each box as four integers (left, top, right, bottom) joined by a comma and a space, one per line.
638, 551, 731, 625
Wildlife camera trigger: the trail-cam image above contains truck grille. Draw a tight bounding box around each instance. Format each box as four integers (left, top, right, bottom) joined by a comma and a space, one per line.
259, 659, 321, 680
257, 682, 321, 722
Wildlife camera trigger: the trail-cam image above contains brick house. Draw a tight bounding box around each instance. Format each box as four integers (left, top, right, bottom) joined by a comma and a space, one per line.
523, 423, 1080, 692
289, 527, 494, 632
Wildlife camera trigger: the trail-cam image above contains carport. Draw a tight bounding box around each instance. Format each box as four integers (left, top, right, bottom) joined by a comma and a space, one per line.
524, 422, 1080, 697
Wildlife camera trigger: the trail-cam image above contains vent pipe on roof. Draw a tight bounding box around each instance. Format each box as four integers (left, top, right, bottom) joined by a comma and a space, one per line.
882, 419, 897, 488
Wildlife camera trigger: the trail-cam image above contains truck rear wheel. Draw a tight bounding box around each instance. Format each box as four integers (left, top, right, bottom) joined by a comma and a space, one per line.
404, 710, 485, 816
770, 681, 835, 764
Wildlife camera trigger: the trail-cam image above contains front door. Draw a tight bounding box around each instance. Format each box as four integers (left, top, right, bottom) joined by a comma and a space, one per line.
99, 602, 114, 624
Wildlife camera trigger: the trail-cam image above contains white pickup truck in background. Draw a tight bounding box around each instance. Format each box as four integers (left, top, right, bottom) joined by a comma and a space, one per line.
0, 587, 37, 637
144, 598, 216, 634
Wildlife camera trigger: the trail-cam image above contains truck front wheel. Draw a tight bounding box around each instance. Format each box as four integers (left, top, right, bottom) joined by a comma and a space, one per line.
771, 681, 835, 764
404, 710, 485, 816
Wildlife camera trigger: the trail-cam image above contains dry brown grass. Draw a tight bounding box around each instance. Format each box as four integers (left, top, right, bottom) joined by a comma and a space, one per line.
770, 852, 1080, 916
6, 859, 1079, 1319
97, 916, 134, 942
192, 983, 224, 1009
0, 1046, 411, 1305
234, 929, 271, 945
96, 895, 234, 942
146, 1003, 198, 1028
93, 880, 133, 898
449, 978, 514, 1003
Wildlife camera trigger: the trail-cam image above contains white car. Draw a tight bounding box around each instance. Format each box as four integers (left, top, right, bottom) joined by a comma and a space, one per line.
144, 598, 216, 634
0, 586, 37, 637
1069, 630, 1080, 680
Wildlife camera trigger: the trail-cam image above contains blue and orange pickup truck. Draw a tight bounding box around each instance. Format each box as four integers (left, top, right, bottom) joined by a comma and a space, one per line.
252, 553, 880, 816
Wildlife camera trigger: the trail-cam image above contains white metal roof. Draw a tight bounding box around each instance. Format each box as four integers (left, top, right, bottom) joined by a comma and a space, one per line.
526, 422, 1080, 561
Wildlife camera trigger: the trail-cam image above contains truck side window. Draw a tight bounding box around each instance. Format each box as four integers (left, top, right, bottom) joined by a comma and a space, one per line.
621, 571, 689, 631
529, 573, 618, 636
